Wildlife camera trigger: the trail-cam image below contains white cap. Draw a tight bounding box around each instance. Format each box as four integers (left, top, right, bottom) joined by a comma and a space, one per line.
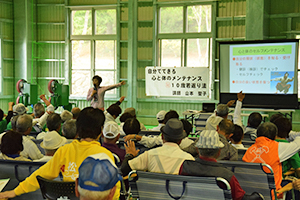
40, 131, 67, 150
103, 121, 120, 139
195, 130, 224, 149
156, 110, 167, 121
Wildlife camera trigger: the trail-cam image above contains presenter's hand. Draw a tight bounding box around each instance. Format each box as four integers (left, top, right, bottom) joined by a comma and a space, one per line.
120, 81, 126, 85
227, 100, 236, 107
237, 91, 245, 102
0, 190, 16, 199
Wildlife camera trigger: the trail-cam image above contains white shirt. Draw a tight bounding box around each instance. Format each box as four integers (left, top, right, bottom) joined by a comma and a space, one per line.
129, 142, 194, 174
0, 133, 43, 160
150, 124, 164, 131
231, 143, 248, 150
34, 156, 52, 162
139, 136, 194, 149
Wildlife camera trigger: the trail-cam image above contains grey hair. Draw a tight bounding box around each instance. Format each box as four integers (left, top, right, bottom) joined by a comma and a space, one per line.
62, 119, 77, 139
33, 103, 45, 118
16, 114, 33, 133
198, 148, 220, 158
60, 110, 73, 122
257, 122, 277, 140
216, 104, 229, 117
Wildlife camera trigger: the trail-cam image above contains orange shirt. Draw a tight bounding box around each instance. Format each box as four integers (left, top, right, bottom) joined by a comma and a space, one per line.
243, 137, 282, 199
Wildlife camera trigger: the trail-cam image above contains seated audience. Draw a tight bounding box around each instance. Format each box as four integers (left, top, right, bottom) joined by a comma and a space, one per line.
75, 153, 122, 200
243, 122, 300, 198
244, 112, 262, 141
150, 110, 166, 131
124, 107, 146, 130
230, 124, 247, 150
0, 107, 120, 199
119, 113, 133, 136
10, 115, 20, 131
179, 130, 263, 200
183, 119, 238, 161
102, 121, 126, 163
0, 131, 31, 161
62, 119, 77, 142
104, 104, 122, 124
0, 114, 43, 160
35, 131, 67, 162
7, 95, 54, 132
123, 118, 140, 135
71, 107, 81, 119
60, 110, 73, 123
205, 99, 235, 130
124, 110, 194, 149
121, 118, 194, 176
273, 117, 300, 178
37, 113, 62, 140
0, 102, 14, 133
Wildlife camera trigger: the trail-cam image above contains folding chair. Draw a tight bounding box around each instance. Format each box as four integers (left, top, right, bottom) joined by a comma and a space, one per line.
219, 160, 276, 200
128, 170, 232, 200
36, 175, 78, 200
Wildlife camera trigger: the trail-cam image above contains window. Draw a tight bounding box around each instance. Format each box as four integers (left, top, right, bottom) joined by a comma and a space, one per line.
70, 9, 117, 97
157, 4, 213, 98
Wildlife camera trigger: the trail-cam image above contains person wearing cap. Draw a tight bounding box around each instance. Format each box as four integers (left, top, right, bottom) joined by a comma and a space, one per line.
0, 114, 44, 160
6, 94, 55, 133
150, 110, 166, 131
34, 131, 67, 162
205, 96, 238, 130
86, 75, 126, 111
75, 153, 123, 200
179, 130, 264, 200
36, 113, 62, 140
0, 107, 120, 200
123, 107, 146, 130
124, 110, 194, 149
183, 118, 238, 161
0, 102, 14, 133
0, 130, 31, 161
102, 121, 126, 163
121, 118, 194, 176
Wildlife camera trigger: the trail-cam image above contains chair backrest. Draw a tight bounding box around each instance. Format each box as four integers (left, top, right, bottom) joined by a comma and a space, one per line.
237, 149, 247, 161
194, 114, 210, 132
0, 159, 46, 199
128, 170, 232, 200
218, 160, 276, 200
36, 175, 78, 200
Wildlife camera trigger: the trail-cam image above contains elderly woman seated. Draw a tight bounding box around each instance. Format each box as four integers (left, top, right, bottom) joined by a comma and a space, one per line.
0, 131, 31, 161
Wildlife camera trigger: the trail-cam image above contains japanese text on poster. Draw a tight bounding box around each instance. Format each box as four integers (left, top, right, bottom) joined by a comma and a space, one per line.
229, 43, 297, 94
145, 67, 209, 98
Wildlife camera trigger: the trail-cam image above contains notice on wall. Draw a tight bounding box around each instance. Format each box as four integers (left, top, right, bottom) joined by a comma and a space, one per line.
145, 66, 209, 99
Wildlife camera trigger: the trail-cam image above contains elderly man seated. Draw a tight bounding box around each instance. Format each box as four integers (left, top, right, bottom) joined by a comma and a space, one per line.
243, 122, 300, 199
75, 153, 122, 200
121, 118, 194, 176
179, 130, 264, 200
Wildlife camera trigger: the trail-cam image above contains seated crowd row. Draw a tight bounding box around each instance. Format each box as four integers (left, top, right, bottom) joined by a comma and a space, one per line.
0, 92, 299, 200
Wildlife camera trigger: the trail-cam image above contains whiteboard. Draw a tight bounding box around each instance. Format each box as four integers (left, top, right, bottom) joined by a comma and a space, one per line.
145, 66, 209, 99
